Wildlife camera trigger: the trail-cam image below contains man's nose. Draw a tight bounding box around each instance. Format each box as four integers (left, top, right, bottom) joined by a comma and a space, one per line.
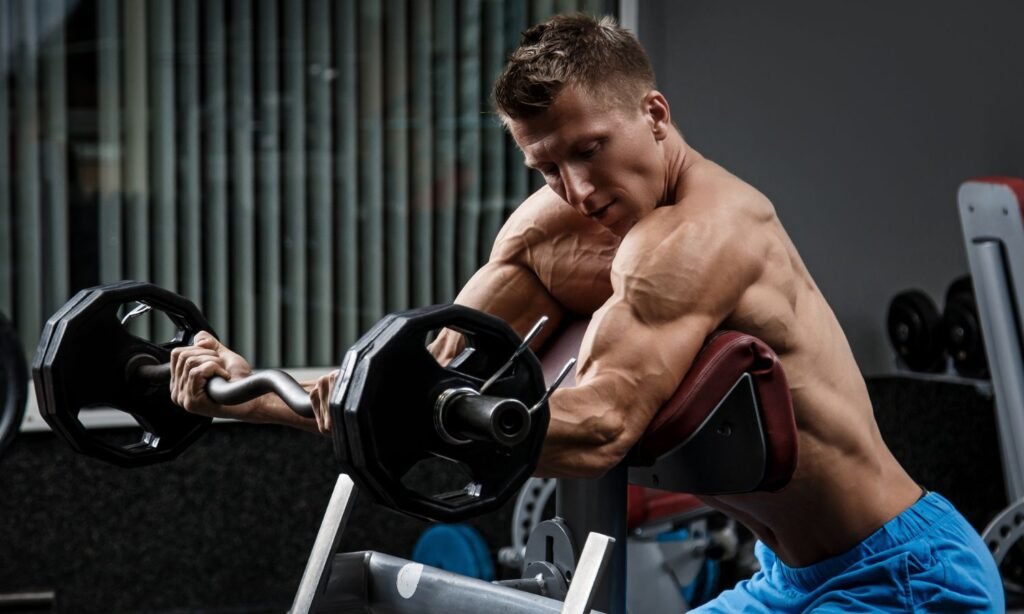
561, 166, 596, 210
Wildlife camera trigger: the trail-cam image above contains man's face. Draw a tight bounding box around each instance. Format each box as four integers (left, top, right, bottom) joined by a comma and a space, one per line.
508, 85, 668, 236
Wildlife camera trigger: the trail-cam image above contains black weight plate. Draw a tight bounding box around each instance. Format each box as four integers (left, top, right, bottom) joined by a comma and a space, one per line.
945, 276, 972, 302
943, 276, 988, 379
33, 287, 101, 453
37, 282, 214, 466
333, 312, 444, 510
332, 305, 549, 523
887, 290, 945, 372
0, 311, 27, 459
353, 306, 547, 520
329, 313, 400, 470
34, 281, 216, 467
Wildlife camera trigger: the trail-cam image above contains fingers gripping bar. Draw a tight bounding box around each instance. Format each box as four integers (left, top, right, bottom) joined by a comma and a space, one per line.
133, 360, 315, 418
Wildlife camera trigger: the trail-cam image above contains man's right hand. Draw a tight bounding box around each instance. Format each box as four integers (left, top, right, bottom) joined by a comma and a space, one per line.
169, 331, 255, 420
309, 370, 339, 434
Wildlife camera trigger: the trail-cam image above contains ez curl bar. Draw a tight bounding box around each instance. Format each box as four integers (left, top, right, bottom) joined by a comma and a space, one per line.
33, 281, 573, 523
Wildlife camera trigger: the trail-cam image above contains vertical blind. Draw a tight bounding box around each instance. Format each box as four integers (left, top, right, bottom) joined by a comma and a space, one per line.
0, 0, 610, 368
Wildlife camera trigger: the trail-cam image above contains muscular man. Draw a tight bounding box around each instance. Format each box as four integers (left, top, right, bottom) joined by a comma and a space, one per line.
171, 14, 1002, 611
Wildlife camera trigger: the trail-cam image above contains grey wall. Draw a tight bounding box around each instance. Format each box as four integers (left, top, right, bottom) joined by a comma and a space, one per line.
638, 0, 1024, 374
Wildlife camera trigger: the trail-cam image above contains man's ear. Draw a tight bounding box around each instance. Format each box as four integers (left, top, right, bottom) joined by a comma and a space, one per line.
644, 90, 671, 141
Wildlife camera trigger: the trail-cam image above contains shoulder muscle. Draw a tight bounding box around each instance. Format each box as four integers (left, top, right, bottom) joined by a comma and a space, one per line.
612, 207, 766, 328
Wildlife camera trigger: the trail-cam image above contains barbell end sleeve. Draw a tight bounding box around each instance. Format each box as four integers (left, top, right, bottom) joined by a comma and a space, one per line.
131, 360, 172, 384
438, 390, 532, 447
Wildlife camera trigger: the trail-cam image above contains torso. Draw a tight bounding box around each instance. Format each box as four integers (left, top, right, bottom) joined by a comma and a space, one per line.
498, 152, 920, 566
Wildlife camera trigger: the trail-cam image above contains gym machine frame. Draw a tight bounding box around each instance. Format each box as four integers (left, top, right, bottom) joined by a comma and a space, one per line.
290, 371, 770, 614
290, 473, 619, 614
958, 179, 1024, 503
958, 178, 1024, 566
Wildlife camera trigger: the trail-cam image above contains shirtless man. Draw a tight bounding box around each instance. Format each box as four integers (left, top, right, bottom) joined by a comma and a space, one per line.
171, 14, 1002, 611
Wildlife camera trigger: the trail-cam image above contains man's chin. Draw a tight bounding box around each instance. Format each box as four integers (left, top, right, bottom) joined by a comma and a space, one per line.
585, 207, 634, 236
607, 219, 635, 237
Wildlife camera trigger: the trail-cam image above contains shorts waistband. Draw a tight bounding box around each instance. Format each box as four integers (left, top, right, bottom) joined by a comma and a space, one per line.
771, 491, 956, 591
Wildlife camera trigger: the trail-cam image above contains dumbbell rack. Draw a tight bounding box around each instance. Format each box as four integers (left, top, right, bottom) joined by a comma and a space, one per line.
957, 178, 1024, 502
885, 369, 993, 398
289, 474, 616, 614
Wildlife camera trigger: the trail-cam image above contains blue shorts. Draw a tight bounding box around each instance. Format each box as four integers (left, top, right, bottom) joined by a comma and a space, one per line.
693, 492, 1003, 612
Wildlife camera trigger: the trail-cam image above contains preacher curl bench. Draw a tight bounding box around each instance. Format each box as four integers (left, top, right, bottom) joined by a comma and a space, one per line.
290, 321, 798, 613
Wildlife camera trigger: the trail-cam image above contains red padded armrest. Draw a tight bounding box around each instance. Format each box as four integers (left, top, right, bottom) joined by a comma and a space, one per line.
627, 485, 706, 529
632, 332, 797, 491
538, 323, 798, 493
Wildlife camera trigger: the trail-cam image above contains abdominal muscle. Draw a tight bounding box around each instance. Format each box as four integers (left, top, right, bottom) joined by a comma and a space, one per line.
712, 286, 915, 566
708, 220, 920, 567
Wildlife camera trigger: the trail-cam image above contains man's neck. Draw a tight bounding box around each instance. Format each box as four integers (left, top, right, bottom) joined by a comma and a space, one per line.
660, 130, 702, 206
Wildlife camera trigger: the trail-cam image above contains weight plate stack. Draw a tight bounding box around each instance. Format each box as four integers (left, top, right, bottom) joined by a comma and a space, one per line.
943, 276, 988, 379
887, 289, 945, 372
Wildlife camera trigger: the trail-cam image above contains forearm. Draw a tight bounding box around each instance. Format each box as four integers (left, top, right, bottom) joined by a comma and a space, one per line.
452, 260, 566, 347
534, 385, 637, 479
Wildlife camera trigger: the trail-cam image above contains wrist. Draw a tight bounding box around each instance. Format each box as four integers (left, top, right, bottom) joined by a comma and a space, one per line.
235, 397, 269, 423
245, 394, 321, 433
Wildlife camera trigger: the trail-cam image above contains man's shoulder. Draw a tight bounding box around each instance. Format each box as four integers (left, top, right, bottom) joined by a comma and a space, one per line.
495, 186, 612, 259
613, 204, 738, 263
614, 182, 773, 282
514, 186, 596, 231
681, 157, 775, 217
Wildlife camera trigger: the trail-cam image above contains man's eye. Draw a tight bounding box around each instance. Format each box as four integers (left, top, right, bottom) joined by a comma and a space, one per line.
580, 144, 600, 159
540, 166, 558, 178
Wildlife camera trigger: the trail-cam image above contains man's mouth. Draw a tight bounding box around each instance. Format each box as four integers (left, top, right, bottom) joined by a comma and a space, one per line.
588, 200, 615, 219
